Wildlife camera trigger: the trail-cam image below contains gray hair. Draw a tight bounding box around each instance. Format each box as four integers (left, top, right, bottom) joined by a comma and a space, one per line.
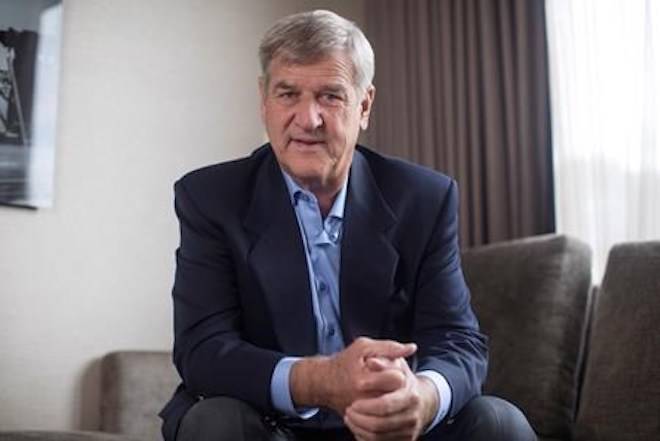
259, 10, 374, 91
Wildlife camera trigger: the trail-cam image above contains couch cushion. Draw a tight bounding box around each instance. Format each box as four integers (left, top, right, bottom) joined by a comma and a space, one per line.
100, 351, 179, 441
0, 431, 137, 441
462, 234, 591, 439
574, 241, 660, 441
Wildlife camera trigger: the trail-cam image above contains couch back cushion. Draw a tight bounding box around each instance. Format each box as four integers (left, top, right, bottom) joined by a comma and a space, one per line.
575, 241, 660, 441
101, 351, 179, 441
462, 234, 592, 439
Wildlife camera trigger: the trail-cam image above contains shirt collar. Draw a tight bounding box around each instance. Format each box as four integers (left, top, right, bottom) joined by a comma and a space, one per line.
281, 169, 348, 221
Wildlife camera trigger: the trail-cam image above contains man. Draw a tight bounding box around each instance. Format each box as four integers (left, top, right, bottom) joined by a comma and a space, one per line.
160, 10, 537, 441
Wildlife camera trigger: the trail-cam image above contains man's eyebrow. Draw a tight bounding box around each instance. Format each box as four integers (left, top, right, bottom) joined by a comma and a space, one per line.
272, 81, 297, 91
320, 84, 348, 94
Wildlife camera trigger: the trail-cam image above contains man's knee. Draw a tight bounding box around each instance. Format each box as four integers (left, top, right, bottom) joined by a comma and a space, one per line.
176, 396, 268, 441
427, 395, 537, 441
458, 396, 537, 441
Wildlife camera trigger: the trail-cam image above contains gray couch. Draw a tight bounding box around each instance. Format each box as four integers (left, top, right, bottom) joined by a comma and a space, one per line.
2, 234, 659, 441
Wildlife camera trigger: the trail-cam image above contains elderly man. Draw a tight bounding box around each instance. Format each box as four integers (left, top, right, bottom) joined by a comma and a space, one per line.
160, 9, 536, 441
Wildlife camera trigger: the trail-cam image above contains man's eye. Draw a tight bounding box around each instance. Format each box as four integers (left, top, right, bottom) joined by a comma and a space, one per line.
277, 91, 296, 99
321, 93, 342, 103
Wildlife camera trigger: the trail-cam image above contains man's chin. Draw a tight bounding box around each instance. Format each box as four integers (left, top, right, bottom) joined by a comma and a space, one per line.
289, 140, 327, 152
287, 169, 325, 187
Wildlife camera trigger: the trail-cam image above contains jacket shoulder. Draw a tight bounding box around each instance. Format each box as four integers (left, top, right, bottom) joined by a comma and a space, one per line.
176, 144, 270, 190
357, 145, 455, 201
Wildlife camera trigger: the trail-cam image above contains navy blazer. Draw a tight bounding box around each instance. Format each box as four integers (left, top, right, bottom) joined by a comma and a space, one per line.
160, 144, 488, 440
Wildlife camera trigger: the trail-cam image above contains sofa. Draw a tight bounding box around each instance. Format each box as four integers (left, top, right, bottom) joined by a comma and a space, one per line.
2, 234, 658, 441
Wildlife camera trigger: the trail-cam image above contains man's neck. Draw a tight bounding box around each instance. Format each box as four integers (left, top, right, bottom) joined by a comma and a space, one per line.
291, 174, 347, 219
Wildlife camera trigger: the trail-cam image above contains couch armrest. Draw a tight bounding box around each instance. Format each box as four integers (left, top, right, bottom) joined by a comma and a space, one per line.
574, 241, 660, 441
100, 351, 179, 441
0, 431, 138, 441
462, 234, 592, 439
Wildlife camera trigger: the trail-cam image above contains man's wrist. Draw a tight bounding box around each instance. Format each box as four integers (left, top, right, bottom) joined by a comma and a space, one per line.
416, 370, 452, 433
270, 357, 318, 419
290, 355, 331, 408
417, 374, 440, 430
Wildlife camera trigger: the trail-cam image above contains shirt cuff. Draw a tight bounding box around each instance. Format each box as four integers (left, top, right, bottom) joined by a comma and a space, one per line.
417, 370, 452, 433
270, 357, 319, 419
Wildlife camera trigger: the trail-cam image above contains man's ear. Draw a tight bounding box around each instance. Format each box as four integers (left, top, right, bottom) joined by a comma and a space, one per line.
258, 76, 267, 123
359, 85, 375, 130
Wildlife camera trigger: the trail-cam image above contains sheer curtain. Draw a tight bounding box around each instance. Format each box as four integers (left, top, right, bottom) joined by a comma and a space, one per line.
546, 0, 660, 281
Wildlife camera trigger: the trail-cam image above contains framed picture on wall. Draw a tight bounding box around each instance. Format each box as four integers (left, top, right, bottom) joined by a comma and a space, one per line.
0, 0, 62, 209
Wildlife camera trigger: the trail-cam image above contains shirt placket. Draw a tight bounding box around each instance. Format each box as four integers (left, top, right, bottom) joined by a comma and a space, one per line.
298, 193, 343, 355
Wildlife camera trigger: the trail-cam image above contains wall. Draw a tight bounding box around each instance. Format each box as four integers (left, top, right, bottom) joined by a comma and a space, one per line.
0, 0, 364, 431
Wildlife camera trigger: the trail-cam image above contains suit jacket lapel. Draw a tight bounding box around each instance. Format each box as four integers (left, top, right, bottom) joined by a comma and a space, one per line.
243, 150, 317, 356
340, 150, 399, 342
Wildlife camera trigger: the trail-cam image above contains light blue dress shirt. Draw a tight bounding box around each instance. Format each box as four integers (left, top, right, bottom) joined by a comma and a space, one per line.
270, 170, 452, 430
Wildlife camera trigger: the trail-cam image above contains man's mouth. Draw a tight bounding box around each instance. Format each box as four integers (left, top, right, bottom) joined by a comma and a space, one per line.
290, 137, 325, 147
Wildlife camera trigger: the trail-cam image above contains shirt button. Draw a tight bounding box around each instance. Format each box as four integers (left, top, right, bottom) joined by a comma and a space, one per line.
328, 326, 335, 336
318, 281, 327, 292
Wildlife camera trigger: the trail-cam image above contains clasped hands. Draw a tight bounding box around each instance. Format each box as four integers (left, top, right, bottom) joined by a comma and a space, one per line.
290, 337, 439, 441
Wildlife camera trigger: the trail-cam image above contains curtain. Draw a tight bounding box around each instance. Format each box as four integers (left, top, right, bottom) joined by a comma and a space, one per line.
546, 0, 660, 281
364, 0, 555, 248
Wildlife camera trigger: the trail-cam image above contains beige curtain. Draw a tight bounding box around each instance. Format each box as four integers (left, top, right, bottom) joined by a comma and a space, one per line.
364, 0, 554, 247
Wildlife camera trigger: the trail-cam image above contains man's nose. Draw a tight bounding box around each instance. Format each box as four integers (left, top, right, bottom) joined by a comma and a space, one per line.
293, 98, 324, 131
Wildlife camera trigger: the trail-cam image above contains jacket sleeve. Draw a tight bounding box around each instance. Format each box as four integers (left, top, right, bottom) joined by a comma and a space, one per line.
171, 177, 283, 411
412, 179, 489, 418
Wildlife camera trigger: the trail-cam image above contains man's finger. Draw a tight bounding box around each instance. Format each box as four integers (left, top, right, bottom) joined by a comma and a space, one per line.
345, 405, 418, 436
357, 368, 406, 394
365, 356, 398, 372
345, 420, 411, 441
365, 356, 412, 375
355, 337, 417, 360
343, 415, 372, 441
349, 384, 415, 417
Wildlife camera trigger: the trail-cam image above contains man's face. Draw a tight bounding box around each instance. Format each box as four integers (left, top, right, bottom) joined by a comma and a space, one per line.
260, 52, 374, 192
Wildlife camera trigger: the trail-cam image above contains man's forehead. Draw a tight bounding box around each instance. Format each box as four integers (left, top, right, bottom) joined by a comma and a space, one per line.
272, 78, 348, 92
267, 53, 355, 87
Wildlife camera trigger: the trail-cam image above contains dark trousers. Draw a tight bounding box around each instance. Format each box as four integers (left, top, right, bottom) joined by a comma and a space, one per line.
175, 395, 537, 441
